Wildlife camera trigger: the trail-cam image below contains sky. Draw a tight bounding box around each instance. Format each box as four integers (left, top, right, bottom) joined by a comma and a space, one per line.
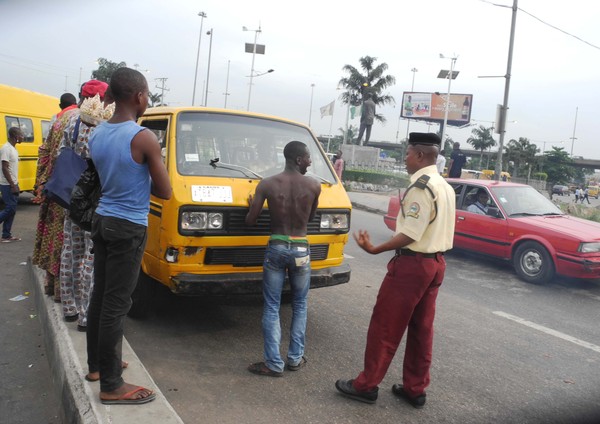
2, 0, 599, 158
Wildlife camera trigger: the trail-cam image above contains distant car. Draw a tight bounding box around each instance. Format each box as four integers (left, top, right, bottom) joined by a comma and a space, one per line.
587, 186, 599, 199
552, 185, 570, 196
384, 179, 600, 284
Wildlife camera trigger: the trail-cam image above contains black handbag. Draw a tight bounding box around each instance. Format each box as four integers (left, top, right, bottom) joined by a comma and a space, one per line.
69, 159, 101, 232
43, 118, 86, 209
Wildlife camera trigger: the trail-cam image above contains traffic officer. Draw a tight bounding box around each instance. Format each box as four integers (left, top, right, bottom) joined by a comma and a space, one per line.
335, 132, 456, 408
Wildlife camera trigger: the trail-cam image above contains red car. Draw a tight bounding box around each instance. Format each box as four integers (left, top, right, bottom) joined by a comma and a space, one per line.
384, 178, 600, 284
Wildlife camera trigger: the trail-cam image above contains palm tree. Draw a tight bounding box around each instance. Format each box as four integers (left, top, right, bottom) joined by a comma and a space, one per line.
466, 125, 496, 170
504, 137, 539, 178
149, 92, 162, 107
338, 56, 396, 124
338, 125, 358, 145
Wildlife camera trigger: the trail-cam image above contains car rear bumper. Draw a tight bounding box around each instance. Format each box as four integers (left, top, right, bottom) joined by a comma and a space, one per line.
169, 263, 351, 295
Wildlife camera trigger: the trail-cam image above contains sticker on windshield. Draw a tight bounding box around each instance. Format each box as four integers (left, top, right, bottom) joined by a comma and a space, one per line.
191, 185, 233, 203
185, 153, 199, 162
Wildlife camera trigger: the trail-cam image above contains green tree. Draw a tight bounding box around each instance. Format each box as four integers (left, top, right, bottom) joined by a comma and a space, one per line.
503, 137, 538, 178
543, 147, 575, 193
466, 125, 496, 170
338, 56, 396, 125
149, 92, 162, 107
91, 58, 127, 83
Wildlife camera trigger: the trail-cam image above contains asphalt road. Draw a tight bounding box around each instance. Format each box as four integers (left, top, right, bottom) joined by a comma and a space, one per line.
123, 208, 600, 424
0, 194, 61, 424
6, 198, 600, 424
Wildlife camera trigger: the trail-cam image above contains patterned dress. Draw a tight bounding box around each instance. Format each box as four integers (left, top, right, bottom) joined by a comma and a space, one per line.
59, 114, 95, 326
32, 107, 78, 299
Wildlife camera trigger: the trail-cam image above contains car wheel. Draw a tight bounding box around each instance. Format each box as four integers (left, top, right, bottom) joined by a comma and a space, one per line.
513, 241, 555, 284
128, 270, 158, 319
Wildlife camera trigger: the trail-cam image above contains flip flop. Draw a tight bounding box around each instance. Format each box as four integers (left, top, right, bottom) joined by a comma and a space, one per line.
100, 386, 156, 405
85, 361, 129, 382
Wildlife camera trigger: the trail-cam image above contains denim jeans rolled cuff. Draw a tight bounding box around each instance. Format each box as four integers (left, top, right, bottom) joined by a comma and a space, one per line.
87, 214, 147, 392
0, 184, 18, 238
262, 243, 311, 372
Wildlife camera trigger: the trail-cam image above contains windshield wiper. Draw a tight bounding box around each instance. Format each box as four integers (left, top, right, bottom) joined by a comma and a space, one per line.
209, 158, 262, 179
540, 212, 564, 216
509, 212, 541, 217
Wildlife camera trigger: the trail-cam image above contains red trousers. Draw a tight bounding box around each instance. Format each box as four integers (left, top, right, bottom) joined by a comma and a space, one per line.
353, 252, 445, 397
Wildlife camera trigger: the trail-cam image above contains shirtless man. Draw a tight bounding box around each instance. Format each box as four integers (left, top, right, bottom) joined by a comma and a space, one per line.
245, 140, 321, 377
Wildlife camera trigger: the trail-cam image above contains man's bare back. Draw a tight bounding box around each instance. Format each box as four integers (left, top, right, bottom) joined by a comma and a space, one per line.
246, 142, 321, 237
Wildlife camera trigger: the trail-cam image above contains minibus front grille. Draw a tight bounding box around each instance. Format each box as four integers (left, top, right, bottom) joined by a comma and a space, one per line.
226, 210, 322, 235
204, 244, 329, 267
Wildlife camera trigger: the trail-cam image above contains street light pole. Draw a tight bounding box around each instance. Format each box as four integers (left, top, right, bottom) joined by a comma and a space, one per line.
439, 54, 458, 144
570, 106, 578, 157
192, 11, 207, 106
404, 67, 418, 141
244, 25, 262, 111
308, 83, 315, 126
494, 0, 518, 180
204, 28, 213, 106
223, 60, 231, 108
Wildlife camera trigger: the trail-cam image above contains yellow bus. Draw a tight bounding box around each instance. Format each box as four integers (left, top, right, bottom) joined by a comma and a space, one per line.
0, 84, 59, 191
129, 107, 352, 317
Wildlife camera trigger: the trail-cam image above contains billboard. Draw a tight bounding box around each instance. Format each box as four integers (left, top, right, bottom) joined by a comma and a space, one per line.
401, 92, 473, 127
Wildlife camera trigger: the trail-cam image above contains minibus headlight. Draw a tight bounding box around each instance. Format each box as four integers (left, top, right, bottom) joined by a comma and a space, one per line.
320, 213, 349, 230
180, 212, 224, 230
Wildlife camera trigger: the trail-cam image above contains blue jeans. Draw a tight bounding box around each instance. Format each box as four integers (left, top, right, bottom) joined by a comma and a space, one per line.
262, 242, 311, 372
0, 184, 18, 239
87, 214, 147, 393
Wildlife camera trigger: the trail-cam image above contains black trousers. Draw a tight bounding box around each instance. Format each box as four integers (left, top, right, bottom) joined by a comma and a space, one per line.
87, 214, 147, 392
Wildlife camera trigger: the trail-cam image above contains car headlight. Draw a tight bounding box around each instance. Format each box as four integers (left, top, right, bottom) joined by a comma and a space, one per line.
181, 211, 223, 230
320, 213, 349, 230
579, 242, 600, 253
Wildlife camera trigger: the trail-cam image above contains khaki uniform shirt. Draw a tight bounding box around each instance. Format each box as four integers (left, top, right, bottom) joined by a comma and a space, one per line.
395, 164, 455, 253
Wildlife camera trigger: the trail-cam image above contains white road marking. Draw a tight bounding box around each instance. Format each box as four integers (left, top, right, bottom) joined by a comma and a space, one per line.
493, 311, 600, 354
343, 253, 355, 259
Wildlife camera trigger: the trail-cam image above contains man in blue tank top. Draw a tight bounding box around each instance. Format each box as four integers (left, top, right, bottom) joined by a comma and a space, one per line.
87, 68, 171, 405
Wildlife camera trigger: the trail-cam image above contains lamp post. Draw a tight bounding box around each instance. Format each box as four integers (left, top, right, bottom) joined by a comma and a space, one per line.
438, 54, 458, 144
243, 25, 262, 111
308, 83, 315, 126
192, 11, 207, 106
570, 106, 578, 157
204, 28, 213, 106
223, 60, 231, 108
404, 67, 418, 141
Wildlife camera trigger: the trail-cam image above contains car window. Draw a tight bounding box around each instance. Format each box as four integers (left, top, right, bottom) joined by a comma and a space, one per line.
491, 186, 563, 217
462, 185, 497, 213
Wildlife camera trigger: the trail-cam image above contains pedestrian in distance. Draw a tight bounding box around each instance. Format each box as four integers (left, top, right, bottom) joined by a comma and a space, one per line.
581, 188, 590, 204
335, 132, 456, 409
0, 127, 24, 242
333, 150, 344, 180
85, 67, 171, 405
447, 142, 466, 178
574, 187, 581, 203
436, 149, 446, 175
245, 140, 321, 377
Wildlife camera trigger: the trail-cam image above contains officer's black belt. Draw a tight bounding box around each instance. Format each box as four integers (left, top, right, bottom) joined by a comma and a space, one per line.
395, 248, 441, 259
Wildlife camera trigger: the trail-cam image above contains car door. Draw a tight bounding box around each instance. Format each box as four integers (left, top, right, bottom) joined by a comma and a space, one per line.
453, 183, 510, 258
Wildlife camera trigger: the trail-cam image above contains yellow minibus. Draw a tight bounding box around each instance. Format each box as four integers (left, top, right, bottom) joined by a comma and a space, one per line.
0, 84, 59, 192
129, 107, 352, 317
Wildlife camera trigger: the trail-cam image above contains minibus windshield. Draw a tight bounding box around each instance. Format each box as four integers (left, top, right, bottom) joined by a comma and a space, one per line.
176, 112, 336, 182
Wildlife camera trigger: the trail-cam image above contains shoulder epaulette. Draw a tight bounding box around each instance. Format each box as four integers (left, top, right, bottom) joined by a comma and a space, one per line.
412, 174, 431, 190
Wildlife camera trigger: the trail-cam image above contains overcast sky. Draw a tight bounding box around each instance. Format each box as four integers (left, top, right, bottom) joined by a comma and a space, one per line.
2, 0, 599, 158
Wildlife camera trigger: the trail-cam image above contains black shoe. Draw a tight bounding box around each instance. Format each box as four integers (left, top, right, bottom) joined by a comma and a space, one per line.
391, 384, 426, 409
64, 314, 79, 322
286, 356, 307, 371
77, 325, 87, 332
335, 379, 378, 404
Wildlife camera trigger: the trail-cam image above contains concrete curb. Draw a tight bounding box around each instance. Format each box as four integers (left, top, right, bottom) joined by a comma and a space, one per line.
28, 259, 184, 424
